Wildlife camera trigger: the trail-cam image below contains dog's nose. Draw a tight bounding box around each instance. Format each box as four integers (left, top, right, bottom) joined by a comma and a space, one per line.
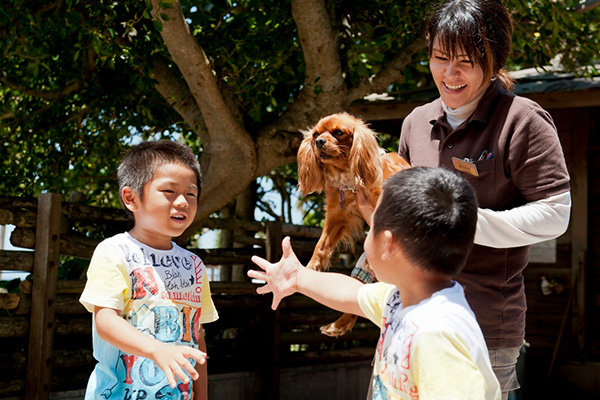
315, 137, 326, 148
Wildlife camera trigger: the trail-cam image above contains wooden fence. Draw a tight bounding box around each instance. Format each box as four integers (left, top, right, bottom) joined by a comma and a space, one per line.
0, 194, 378, 399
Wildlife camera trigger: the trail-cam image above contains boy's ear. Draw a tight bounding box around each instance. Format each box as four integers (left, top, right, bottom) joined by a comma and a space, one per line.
121, 186, 139, 213
382, 230, 400, 260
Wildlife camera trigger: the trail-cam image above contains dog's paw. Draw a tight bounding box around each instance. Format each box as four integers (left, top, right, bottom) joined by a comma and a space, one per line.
320, 321, 351, 337
306, 260, 322, 271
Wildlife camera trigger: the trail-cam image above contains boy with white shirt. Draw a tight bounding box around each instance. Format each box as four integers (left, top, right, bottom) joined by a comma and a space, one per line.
249, 167, 500, 400
80, 140, 218, 400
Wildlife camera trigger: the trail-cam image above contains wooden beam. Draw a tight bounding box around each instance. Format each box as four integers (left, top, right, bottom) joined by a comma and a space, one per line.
348, 101, 427, 121
520, 88, 600, 110
578, 0, 600, 12
568, 110, 589, 350
26, 193, 62, 400
349, 87, 600, 122
263, 221, 282, 400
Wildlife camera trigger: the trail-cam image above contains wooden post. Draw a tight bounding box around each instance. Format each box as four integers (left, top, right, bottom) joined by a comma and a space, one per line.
26, 193, 62, 400
263, 220, 282, 400
568, 110, 588, 350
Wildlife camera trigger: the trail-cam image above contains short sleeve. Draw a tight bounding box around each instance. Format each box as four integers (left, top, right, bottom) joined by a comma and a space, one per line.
412, 331, 492, 400
398, 115, 411, 161
507, 104, 570, 201
79, 240, 130, 313
357, 282, 396, 327
199, 271, 219, 324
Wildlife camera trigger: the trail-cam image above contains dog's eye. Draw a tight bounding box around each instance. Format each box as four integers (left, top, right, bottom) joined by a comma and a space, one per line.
312, 131, 319, 139
332, 129, 344, 137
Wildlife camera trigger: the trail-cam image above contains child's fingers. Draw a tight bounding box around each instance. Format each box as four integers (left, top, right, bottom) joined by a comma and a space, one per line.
247, 270, 272, 295
179, 359, 199, 381
185, 348, 207, 365
251, 255, 269, 271
281, 236, 292, 257
247, 269, 266, 280
164, 367, 178, 388
170, 362, 191, 386
271, 295, 282, 310
256, 284, 273, 295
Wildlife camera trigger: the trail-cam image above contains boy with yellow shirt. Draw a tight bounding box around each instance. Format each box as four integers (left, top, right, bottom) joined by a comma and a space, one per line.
249, 167, 500, 399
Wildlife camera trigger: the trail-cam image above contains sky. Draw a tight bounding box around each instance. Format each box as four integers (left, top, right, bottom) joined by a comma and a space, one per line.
0, 225, 31, 281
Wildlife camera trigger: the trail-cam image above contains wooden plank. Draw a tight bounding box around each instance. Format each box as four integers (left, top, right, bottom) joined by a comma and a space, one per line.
0, 208, 37, 228
0, 293, 20, 310
566, 110, 589, 350
0, 250, 35, 272
349, 100, 427, 121
26, 193, 62, 400
264, 221, 282, 400
283, 346, 375, 365
61, 201, 130, 223
348, 88, 600, 123
0, 316, 29, 337
0, 196, 37, 209
522, 88, 600, 109
280, 327, 378, 345
202, 217, 324, 240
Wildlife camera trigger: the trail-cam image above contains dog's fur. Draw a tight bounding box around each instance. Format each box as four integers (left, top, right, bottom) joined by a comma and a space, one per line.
297, 112, 410, 336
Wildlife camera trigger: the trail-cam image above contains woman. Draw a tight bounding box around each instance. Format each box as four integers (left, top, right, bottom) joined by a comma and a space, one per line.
398, 0, 571, 398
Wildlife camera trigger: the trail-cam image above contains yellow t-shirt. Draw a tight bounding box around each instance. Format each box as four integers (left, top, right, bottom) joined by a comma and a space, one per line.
358, 282, 500, 400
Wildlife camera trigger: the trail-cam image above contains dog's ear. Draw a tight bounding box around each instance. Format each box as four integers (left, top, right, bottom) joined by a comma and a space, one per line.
349, 120, 383, 190
297, 134, 325, 195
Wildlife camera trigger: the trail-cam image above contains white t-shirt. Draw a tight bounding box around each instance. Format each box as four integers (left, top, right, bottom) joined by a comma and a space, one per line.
80, 232, 218, 400
358, 281, 500, 400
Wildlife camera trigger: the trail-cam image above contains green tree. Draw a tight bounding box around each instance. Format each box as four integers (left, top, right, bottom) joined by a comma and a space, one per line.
1, 0, 598, 236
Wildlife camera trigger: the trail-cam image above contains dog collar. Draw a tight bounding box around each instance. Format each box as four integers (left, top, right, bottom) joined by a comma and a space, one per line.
338, 185, 356, 210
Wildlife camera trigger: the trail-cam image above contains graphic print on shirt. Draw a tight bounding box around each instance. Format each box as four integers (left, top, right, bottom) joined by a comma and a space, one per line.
372, 290, 421, 400
98, 239, 204, 400
97, 349, 195, 400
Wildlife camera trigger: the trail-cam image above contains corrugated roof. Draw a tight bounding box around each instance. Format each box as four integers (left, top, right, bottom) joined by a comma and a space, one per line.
511, 64, 600, 95
350, 63, 600, 120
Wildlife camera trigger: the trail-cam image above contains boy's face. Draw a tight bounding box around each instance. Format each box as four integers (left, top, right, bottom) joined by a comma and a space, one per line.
129, 162, 198, 249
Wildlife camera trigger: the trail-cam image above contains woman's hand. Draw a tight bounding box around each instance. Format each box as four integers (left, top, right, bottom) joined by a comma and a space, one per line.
357, 187, 374, 226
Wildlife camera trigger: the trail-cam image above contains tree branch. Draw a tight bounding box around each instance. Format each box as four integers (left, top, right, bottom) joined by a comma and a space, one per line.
252, 1, 356, 179
150, 0, 250, 149
291, 0, 345, 94
0, 70, 83, 99
150, 57, 208, 142
150, 0, 258, 231
578, 0, 600, 12
348, 37, 427, 100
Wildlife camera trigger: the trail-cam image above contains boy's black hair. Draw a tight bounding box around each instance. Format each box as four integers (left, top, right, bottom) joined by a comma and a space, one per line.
427, 0, 514, 90
373, 167, 478, 277
117, 140, 202, 218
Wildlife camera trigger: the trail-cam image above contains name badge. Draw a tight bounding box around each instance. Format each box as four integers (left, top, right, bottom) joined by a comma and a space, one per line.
452, 157, 479, 177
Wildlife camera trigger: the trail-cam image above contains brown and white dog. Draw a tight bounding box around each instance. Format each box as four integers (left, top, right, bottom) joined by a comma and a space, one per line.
297, 112, 410, 336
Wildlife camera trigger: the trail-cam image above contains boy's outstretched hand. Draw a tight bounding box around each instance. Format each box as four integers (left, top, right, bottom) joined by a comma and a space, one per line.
249, 236, 302, 310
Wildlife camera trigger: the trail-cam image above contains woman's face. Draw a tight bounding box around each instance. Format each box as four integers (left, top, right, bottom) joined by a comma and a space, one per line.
429, 36, 487, 109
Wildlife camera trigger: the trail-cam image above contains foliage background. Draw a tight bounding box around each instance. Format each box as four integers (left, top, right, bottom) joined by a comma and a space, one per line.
1, 0, 598, 231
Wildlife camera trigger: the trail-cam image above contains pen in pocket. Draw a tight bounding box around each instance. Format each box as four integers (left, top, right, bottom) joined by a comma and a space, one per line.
478, 150, 493, 161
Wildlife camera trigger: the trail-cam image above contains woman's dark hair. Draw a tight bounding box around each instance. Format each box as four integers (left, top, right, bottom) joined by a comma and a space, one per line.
428, 0, 514, 91
117, 140, 202, 218
373, 167, 478, 277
